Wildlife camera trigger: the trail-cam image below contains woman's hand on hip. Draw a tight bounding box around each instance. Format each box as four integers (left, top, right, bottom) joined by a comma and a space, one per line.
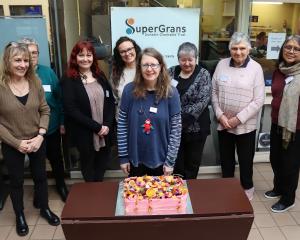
120, 163, 130, 176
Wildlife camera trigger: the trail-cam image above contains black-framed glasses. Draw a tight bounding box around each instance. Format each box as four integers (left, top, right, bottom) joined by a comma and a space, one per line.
119, 46, 135, 56
284, 45, 300, 54
141, 63, 161, 70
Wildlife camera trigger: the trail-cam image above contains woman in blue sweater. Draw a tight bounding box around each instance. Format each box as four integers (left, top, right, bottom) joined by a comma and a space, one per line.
118, 48, 182, 176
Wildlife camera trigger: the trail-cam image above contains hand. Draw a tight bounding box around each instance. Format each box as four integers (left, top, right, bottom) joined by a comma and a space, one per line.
18, 140, 30, 153
60, 125, 66, 135
163, 165, 173, 176
98, 125, 109, 137
228, 116, 241, 129
219, 114, 232, 129
27, 135, 44, 153
120, 163, 130, 176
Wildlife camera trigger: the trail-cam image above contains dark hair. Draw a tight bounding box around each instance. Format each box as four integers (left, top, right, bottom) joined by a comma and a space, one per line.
66, 40, 101, 78
111, 36, 141, 87
277, 35, 300, 67
256, 32, 266, 40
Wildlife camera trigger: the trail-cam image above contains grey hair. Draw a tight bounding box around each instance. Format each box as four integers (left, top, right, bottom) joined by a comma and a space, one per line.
177, 42, 198, 59
18, 37, 39, 50
228, 32, 251, 50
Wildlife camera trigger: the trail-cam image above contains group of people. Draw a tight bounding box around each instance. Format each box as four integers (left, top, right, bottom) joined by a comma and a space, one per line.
0, 31, 300, 236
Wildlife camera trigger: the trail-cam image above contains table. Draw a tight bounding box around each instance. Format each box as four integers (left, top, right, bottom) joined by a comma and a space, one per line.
61, 178, 253, 240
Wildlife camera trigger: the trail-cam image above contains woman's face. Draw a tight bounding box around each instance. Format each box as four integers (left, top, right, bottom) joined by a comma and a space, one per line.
141, 55, 161, 85
118, 41, 136, 66
10, 53, 30, 79
76, 48, 93, 72
178, 52, 196, 75
282, 40, 300, 65
27, 44, 39, 67
230, 41, 250, 66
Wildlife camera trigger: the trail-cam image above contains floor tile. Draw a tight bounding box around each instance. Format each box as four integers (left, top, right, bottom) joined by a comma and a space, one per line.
0, 212, 15, 226
253, 180, 271, 191
53, 225, 66, 240
251, 201, 268, 213
254, 213, 277, 228
260, 171, 274, 181
6, 225, 34, 240
30, 225, 56, 239
255, 163, 272, 173
280, 226, 300, 240
247, 228, 263, 240
290, 211, 300, 224
259, 227, 286, 240
0, 226, 13, 240
271, 212, 297, 226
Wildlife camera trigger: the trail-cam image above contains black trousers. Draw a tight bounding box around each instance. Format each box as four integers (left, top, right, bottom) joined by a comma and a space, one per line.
77, 145, 110, 182
129, 163, 164, 177
45, 130, 65, 186
270, 123, 300, 205
2, 142, 48, 213
218, 130, 256, 190
174, 133, 207, 179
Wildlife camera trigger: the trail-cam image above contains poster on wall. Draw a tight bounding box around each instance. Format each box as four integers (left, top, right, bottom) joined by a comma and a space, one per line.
111, 7, 200, 67
266, 32, 286, 60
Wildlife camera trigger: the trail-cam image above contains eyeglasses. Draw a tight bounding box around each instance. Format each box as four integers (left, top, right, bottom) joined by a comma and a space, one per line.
119, 46, 135, 56
283, 45, 300, 54
141, 63, 161, 70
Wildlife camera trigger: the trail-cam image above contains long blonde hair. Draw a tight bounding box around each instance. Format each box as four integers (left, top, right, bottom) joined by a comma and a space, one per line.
133, 48, 172, 100
0, 42, 39, 87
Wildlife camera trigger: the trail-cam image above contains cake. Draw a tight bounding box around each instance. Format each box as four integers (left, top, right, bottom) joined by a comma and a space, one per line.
123, 175, 188, 215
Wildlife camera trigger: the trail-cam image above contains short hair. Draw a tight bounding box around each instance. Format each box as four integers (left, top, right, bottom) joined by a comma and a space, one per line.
278, 35, 300, 65
256, 32, 266, 40
228, 32, 251, 50
19, 37, 39, 51
177, 42, 198, 59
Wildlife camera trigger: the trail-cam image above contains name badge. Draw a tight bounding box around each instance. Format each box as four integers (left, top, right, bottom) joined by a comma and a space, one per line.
43, 85, 51, 92
171, 79, 178, 87
219, 75, 229, 82
149, 107, 158, 113
106, 90, 110, 97
285, 76, 294, 85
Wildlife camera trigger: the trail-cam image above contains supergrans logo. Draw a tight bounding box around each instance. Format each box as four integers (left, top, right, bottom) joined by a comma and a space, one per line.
125, 18, 186, 36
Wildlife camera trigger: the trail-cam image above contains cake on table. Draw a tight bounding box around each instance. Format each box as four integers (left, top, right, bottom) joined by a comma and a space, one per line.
123, 175, 188, 215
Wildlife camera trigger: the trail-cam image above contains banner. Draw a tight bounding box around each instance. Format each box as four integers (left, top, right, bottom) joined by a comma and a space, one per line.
111, 7, 200, 67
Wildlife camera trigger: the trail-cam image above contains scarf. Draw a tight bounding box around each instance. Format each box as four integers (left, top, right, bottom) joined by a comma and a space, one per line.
278, 61, 300, 148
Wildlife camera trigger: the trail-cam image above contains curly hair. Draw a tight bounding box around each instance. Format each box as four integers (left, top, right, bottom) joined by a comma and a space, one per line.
111, 36, 141, 88
0, 42, 39, 87
133, 48, 172, 100
66, 40, 102, 79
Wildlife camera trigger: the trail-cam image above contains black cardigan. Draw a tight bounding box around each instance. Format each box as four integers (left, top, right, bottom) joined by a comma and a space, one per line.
61, 73, 115, 147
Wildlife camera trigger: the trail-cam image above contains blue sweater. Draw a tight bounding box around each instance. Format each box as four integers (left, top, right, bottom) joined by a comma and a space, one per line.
117, 82, 182, 168
36, 64, 63, 135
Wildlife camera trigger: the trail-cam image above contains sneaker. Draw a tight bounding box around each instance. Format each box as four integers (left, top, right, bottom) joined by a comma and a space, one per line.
245, 187, 255, 201
264, 190, 280, 199
271, 202, 295, 213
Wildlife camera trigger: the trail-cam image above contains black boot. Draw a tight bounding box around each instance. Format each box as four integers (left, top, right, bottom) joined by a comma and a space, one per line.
40, 208, 60, 226
16, 211, 29, 236
56, 183, 69, 202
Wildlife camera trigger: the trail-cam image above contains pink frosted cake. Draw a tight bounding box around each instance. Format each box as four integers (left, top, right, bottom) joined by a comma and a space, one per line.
123, 175, 188, 215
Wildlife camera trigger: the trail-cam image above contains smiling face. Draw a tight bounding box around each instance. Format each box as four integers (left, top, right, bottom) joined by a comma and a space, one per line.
282, 39, 300, 65
230, 41, 250, 67
118, 40, 136, 67
10, 53, 30, 80
27, 44, 39, 67
178, 52, 196, 75
141, 54, 161, 87
76, 48, 93, 72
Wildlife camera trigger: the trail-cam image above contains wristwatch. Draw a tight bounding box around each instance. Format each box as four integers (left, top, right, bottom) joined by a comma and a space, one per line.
38, 132, 45, 137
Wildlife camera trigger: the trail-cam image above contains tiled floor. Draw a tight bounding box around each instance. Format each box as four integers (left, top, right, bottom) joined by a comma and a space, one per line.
0, 162, 300, 240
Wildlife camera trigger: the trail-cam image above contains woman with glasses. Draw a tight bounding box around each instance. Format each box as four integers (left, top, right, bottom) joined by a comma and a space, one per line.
110, 36, 141, 120
264, 35, 300, 213
212, 32, 265, 201
0, 42, 60, 236
62, 40, 115, 182
169, 42, 211, 179
118, 48, 181, 176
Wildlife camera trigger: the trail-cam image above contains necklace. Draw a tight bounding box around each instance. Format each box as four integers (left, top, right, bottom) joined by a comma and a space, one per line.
79, 71, 92, 84
10, 81, 29, 96
138, 96, 159, 135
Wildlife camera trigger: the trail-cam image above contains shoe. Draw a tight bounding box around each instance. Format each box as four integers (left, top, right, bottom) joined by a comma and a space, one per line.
56, 184, 69, 202
40, 208, 60, 226
271, 201, 295, 213
16, 212, 29, 236
264, 190, 281, 199
244, 187, 255, 201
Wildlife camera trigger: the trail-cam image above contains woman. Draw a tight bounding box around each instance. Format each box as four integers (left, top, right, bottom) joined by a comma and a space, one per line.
20, 37, 68, 202
118, 48, 182, 176
212, 32, 265, 200
62, 40, 115, 182
0, 42, 60, 236
264, 35, 300, 213
169, 42, 211, 179
110, 36, 141, 119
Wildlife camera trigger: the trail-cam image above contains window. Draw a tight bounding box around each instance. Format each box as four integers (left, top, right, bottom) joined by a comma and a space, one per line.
9, 5, 42, 16
0, 5, 4, 16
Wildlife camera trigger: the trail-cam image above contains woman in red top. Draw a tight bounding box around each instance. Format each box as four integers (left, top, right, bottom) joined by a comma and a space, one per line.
265, 35, 300, 213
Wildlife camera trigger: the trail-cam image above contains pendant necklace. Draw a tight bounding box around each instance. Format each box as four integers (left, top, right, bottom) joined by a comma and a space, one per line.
79, 71, 92, 84
138, 97, 159, 135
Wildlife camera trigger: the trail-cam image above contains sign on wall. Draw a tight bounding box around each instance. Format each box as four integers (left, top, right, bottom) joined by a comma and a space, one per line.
111, 7, 200, 67
266, 33, 286, 60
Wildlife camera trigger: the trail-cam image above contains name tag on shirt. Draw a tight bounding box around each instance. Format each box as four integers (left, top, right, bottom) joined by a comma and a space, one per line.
149, 107, 158, 113
43, 85, 51, 92
285, 76, 294, 85
219, 75, 229, 82
171, 79, 178, 87
106, 90, 110, 97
